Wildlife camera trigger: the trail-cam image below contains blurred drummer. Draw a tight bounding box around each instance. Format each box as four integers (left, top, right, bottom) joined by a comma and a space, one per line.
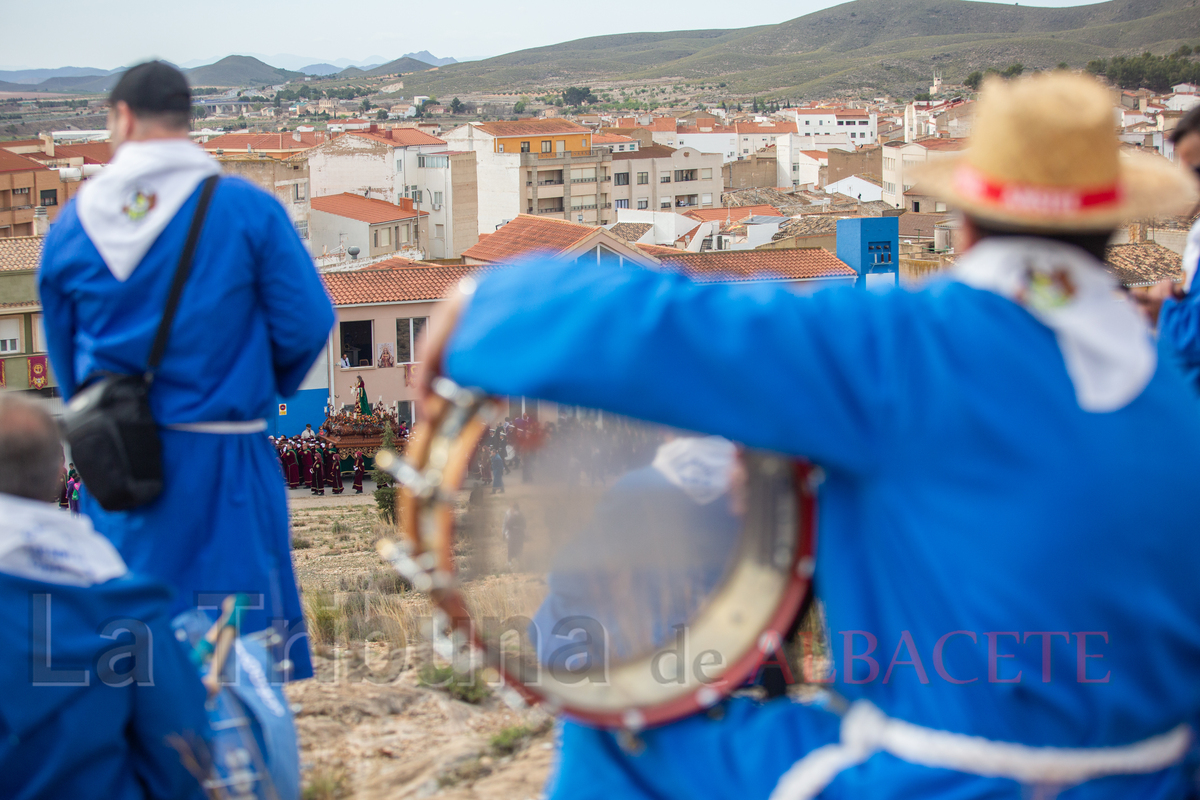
0, 395, 208, 800
421, 73, 1200, 800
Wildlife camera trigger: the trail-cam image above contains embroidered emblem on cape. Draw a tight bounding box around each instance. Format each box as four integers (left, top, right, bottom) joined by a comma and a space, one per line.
1018, 264, 1076, 311
952, 237, 1156, 413
122, 189, 157, 222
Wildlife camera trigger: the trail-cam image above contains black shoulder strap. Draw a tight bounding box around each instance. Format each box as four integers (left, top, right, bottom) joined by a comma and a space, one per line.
146, 174, 219, 378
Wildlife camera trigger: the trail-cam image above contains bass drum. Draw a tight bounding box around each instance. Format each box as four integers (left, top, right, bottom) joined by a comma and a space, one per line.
376, 378, 818, 730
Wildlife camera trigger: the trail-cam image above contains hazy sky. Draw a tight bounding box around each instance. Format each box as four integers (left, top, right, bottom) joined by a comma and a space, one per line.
3, 0, 1101, 70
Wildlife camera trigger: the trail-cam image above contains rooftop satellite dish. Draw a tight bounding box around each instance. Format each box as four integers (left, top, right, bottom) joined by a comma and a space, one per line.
348, 246, 360, 259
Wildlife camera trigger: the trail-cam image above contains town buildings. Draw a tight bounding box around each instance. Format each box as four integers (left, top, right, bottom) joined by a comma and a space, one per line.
304, 126, 478, 258
0, 150, 71, 238
310, 194, 428, 260
0, 236, 55, 395
216, 151, 311, 241
881, 139, 965, 209
442, 119, 612, 232
609, 145, 723, 212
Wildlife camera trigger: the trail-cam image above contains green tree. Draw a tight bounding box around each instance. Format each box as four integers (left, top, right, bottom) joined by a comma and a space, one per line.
1001, 63, 1024, 79
1056, 62, 1069, 71
562, 87, 597, 107
372, 424, 398, 522
376, 108, 388, 120
192, 104, 209, 120
361, 98, 372, 112
513, 99, 526, 114
450, 97, 465, 114
964, 71, 983, 90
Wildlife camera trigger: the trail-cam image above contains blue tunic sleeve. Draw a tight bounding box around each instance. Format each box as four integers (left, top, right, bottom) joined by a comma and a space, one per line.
444, 260, 905, 475
252, 199, 335, 397
1158, 291, 1200, 391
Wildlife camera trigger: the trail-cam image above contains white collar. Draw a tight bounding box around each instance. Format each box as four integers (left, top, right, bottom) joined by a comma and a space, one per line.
76, 139, 221, 282
953, 237, 1155, 413
652, 436, 737, 505
0, 493, 127, 587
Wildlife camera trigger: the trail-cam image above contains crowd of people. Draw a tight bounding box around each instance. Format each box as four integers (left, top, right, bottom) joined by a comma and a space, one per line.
269, 436, 367, 495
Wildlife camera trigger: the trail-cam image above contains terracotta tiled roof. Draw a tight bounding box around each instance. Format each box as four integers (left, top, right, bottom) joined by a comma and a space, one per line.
648, 118, 677, 132
657, 248, 856, 283
614, 144, 681, 160
462, 215, 597, 263
0, 149, 49, 174
311, 193, 427, 224
0, 139, 42, 149
200, 132, 327, 152
55, 142, 112, 164
1105, 242, 1183, 287
898, 212, 952, 239
636, 243, 683, 257
322, 263, 481, 306
915, 139, 967, 151
608, 222, 653, 242
798, 150, 829, 161
350, 128, 446, 147
0, 235, 43, 272
683, 205, 785, 223
772, 216, 842, 241
592, 132, 636, 144
475, 120, 589, 137
613, 144, 676, 160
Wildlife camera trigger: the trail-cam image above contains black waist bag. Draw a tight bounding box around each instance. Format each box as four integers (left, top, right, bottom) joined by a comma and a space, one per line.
62, 175, 218, 512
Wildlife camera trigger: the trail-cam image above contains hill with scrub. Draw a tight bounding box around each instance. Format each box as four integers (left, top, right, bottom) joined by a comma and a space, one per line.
389, 0, 1200, 99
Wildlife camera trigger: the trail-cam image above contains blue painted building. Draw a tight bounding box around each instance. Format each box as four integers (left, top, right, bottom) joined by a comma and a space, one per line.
270, 345, 330, 437
836, 217, 900, 289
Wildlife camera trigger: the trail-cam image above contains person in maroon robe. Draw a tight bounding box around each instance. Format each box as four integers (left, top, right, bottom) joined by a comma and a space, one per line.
352, 451, 365, 494
301, 445, 314, 488
284, 446, 300, 489
310, 448, 325, 495
326, 448, 344, 494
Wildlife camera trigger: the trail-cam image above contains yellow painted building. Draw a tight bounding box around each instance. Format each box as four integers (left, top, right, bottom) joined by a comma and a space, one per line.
475, 120, 592, 154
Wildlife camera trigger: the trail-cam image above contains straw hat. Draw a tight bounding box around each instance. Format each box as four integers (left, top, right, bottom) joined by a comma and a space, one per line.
917, 72, 1199, 231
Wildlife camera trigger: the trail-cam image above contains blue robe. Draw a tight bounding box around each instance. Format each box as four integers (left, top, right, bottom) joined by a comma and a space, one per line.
0, 571, 209, 800
39, 177, 334, 680
444, 258, 1200, 799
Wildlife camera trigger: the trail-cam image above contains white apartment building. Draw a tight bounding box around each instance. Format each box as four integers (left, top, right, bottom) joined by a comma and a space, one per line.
881, 139, 965, 208
783, 109, 878, 146
609, 145, 723, 212
304, 126, 478, 256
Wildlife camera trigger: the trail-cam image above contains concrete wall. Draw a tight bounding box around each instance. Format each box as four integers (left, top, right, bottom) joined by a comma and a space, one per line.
827, 146, 882, 185
441, 127, 521, 235
449, 152, 479, 257
218, 153, 311, 239
722, 154, 778, 190
307, 135, 395, 202
310, 210, 369, 256
826, 175, 883, 203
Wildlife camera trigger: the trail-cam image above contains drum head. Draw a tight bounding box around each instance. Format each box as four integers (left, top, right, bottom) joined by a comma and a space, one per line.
378, 387, 815, 729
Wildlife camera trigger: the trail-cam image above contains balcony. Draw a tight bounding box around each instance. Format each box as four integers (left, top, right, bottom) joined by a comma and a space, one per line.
538, 179, 564, 185
520, 148, 610, 165
571, 203, 598, 211
536, 206, 565, 215
570, 177, 597, 184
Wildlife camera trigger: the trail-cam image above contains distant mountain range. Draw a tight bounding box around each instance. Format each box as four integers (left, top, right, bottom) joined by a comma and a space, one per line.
0, 50, 457, 93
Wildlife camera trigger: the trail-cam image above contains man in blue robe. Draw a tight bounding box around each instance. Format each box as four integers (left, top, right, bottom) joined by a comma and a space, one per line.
420, 74, 1200, 798
0, 396, 210, 800
1142, 105, 1200, 391
38, 62, 334, 680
